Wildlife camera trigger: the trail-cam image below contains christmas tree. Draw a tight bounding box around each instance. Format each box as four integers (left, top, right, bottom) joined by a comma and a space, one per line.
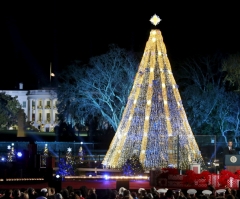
41, 144, 49, 166
103, 14, 203, 170
122, 153, 144, 176
56, 147, 76, 177
57, 158, 75, 176
66, 147, 75, 165
78, 146, 84, 164
7, 143, 15, 162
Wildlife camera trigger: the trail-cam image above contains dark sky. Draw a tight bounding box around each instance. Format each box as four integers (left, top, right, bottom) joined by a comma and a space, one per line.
1, 1, 240, 90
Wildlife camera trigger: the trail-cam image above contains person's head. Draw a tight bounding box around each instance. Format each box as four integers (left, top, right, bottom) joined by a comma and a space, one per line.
228, 141, 233, 147
226, 194, 235, 199
48, 188, 55, 196
27, 188, 35, 196
131, 192, 137, 199
55, 193, 63, 199
13, 189, 21, 198
61, 189, 69, 199
123, 190, 130, 197
22, 192, 29, 199
165, 190, 174, 199
40, 189, 48, 197
187, 189, 197, 198
231, 189, 237, 197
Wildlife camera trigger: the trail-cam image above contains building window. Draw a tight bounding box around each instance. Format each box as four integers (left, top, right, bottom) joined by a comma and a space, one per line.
22, 101, 26, 108
32, 113, 35, 121
55, 113, 58, 122
47, 113, 51, 122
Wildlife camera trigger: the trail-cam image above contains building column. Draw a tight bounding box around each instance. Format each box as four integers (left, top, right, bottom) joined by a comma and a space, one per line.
51, 99, 54, 124
35, 99, 38, 123
29, 99, 32, 121
42, 99, 45, 123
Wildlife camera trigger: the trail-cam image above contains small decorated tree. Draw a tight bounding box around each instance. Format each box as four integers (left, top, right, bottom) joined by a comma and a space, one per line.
66, 147, 74, 165
7, 143, 16, 162
122, 154, 144, 176
56, 147, 76, 177
57, 158, 75, 176
78, 146, 84, 164
41, 144, 49, 166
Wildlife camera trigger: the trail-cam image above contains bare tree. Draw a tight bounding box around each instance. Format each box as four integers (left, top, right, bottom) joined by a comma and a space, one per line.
57, 45, 139, 131
222, 52, 240, 92
176, 55, 224, 134
215, 91, 240, 145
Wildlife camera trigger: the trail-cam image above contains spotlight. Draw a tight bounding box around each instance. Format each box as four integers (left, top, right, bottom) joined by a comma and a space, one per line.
94, 161, 97, 163
56, 175, 60, 179
80, 142, 83, 144
104, 175, 109, 180
89, 175, 92, 177
7, 145, 11, 150
208, 162, 211, 165
17, 152, 22, 157
1, 157, 5, 161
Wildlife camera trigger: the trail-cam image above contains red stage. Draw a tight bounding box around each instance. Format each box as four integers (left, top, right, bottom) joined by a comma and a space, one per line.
1, 173, 239, 190
62, 179, 151, 190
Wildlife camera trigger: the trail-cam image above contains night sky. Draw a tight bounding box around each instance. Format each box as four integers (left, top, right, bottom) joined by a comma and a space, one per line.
1, 1, 240, 90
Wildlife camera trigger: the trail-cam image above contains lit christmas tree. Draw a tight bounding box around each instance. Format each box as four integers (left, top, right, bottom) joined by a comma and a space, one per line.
41, 144, 49, 166
122, 153, 144, 176
78, 146, 84, 164
57, 158, 75, 176
103, 14, 203, 170
66, 147, 74, 165
7, 143, 16, 162
56, 147, 76, 177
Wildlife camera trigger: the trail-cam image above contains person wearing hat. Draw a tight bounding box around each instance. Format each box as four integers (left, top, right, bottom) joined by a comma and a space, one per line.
215, 189, 226, 199
202, 190, 212, 199
36, 188, 48, 199
157, 189, 167, 199
138, 188, 145, 199
187, 189, 197, 198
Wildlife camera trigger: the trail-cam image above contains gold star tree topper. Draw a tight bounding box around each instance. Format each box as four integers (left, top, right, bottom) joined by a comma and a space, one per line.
150, 14, 161, 26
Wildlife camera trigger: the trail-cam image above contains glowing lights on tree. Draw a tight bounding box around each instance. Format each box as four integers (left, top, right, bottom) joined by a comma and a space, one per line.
41, 144, 49, 166
103, 15, 203, 170
66, 147, 74, 165
122, 154, 144, 176
7, 143, 15, 162
78, 146, 84, 164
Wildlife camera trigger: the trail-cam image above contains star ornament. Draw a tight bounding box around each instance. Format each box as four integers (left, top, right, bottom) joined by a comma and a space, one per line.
150, 14, 161, 26
67, 147, 72, 152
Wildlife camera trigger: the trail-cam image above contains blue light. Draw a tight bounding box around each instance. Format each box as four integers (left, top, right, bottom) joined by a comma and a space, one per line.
17, 152, 22, 157
1, 157, 5, 161
104, 175, 109, 180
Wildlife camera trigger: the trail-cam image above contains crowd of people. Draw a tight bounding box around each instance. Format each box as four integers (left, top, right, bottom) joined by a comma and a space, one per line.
0, 186, 239, 199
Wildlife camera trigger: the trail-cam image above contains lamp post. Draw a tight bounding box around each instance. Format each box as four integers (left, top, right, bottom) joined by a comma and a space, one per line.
50, 63, 55, 86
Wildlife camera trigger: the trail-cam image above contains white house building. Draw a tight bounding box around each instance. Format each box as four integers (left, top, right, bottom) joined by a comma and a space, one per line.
0, 83, 58, 132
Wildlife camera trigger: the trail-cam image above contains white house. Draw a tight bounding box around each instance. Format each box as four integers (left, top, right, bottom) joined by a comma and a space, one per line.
0, 83, 58, 132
